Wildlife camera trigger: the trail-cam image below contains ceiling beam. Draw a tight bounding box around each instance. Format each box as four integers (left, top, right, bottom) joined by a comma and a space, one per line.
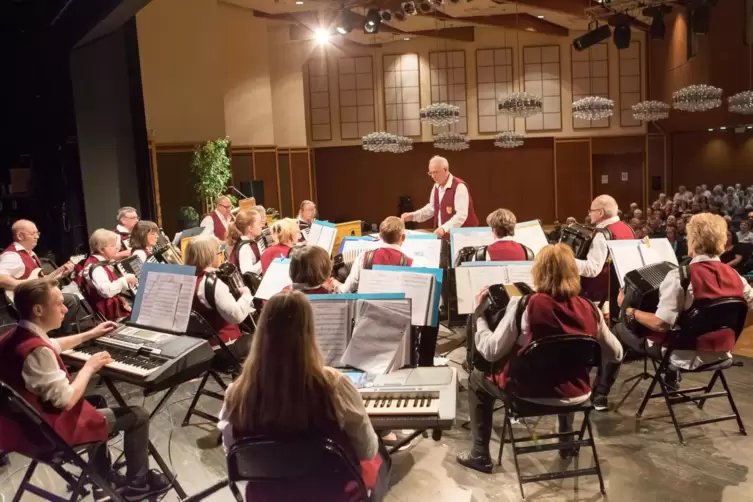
411, 26, 475, 42
499, 0, 591, 18
288, 24, 382, 48
423, 10, 569, 37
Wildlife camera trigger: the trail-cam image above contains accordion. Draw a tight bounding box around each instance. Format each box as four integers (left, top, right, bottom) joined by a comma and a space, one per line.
455, 246, 485, 267
152, 230, 183, 265
331, 249, 361, 282
620, 261, 677, 333
559, 223, 600, 260
256, 228, 272, 254
114, 255, 143, 295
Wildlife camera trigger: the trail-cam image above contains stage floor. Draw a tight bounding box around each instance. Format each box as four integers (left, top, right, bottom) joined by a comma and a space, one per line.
3, 350, 753, 502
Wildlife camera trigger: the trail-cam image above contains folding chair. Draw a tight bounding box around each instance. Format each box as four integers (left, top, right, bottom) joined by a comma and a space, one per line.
635, 297, 748, 444
0, 381, 125, 502
226, 435, 369, 502
499, 335, 606, 500
182, 311, 247, 426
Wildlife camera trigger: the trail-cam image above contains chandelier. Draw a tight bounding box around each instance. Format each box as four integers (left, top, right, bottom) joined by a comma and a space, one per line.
361, 132, 412, 153
631, 100, 670, 122
672, 84, 722, 112
572, 96, 614, 120
419, 103, 460, 126
494, 131, 524, 149
729, 91, 753, 115
498, 92, 543, 118
433, 132, 469, 151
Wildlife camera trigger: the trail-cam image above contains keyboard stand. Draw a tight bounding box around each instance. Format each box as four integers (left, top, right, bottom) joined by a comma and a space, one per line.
103, 377, 188, 499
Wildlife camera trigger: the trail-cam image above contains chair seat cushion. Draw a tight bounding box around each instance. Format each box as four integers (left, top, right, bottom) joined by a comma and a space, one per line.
680, 357, 735, 373
509, 397, 593, 418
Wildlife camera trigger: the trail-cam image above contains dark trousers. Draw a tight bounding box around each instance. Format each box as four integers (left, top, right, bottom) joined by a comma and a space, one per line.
370, 439, 392, 502
86, 395, 150, 484
467, 370, 573, 458
417, 326, 438, 367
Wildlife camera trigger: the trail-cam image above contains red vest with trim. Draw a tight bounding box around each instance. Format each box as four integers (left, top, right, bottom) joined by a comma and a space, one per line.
283, 284, 331, 295
363, 247, 413, 268
192, 272, 242, 347
490, 294, 598, 400
210, 211, 227, 241
432, 176, 479, 238
82, 256, 125, 321
0, 325, 108, 456
2, 245, 41, 279
229, 240, 261, 270
486, 240, 527, 261
115, 227, 130, 251
260, 244, 292, 275
580, 220, 635, 302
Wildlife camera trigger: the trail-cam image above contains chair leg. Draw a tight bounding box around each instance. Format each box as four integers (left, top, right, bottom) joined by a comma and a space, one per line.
12, 461, 38, 502
229, 481, 245, 502
718, 371, 747, 435
507, 415, 525, 500
637, 358, 669, 418
584, 411, 606, 495
209, 371, 228, 390
657, 372, 685, 445
574, 412, 588, 456
697, 370, 720, 410
497, 412, 508, 466
182, 372, 211, 426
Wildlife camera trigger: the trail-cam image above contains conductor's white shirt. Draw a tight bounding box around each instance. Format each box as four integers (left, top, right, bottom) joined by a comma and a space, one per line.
410, 175, 469, 231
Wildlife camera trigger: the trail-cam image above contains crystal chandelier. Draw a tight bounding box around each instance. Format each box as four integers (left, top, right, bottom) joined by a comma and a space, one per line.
498, 92, 543, 118
494, 131, 524, 149
631, 100, 670, 122
361, 132, 412, 153
729, 91, 753, 115
672, 84, 722, 112
419, 103, 460, 126
433, 132, 469, 151
572, 96, 614, 121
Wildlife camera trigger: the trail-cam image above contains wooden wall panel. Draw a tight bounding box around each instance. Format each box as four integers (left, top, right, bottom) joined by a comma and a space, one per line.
230, 152, 253, 188
647, 135, 666, 204
592, 153, 644, 213
314, 138, 556, 227
671, 132, 753, 191
253, 151, 279, 210
555, 139, 591, 221
290, 151, 312, 211
154, 148, 197, 238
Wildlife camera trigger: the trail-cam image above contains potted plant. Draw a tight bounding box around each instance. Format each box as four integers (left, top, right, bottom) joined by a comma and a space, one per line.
190, 138, 231, 212
179, 206, 200, 230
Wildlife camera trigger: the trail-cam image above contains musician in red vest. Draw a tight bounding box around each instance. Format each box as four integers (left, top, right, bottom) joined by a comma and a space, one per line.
297, 200, 316, 243
129, 220, 159, 264
286, 246, 341, 294
259, 218, 300, 275
227, 209, 264, 274
0, 278, 171, 499
341, 216, 414, 293
592, 213, 753, 411
484, 209, 534, 261
115, 206, 139, 259
456, 244, 623, 474
200, 196, 234, 241
81, 229, 136, 321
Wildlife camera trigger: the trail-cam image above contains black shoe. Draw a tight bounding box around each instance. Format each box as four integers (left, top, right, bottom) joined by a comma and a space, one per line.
663, 371, 681, 392
592, 393, 609, 412
121, 470, 172, 501
92, 471, 127, 501
456, 451, 493, 474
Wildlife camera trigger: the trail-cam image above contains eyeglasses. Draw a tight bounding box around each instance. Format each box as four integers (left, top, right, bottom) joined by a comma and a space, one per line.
24, 231, 41, 237
218, 204, 231, 210
588, 207, 602, 214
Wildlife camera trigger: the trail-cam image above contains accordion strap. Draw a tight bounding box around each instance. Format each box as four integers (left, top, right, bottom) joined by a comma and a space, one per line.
204, 272, 218, 310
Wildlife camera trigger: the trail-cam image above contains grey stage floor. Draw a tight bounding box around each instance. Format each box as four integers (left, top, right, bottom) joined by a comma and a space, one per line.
3, 348, 753, 502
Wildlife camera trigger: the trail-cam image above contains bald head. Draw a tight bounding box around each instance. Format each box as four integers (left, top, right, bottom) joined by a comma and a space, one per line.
12, 219, 39, 250
590, 195, 618, 224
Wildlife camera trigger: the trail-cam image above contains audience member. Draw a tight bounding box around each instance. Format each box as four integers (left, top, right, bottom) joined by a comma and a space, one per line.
738, 220, 753, 244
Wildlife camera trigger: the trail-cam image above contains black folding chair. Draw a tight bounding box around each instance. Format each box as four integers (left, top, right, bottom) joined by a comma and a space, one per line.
499, 335, 606, 500
0, 381, 125, 502
635, 297, 748, 444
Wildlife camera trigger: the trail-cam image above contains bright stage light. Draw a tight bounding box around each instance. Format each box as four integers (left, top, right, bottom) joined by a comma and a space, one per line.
314, 28, 330, 45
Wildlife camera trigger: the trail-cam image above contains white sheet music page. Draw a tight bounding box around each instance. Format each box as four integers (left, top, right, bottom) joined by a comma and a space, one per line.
451, 229, 495, 263
254, 260, 292, 300
400, 239, 442, 268
455, 265, 509, 314
607, 242, 644, 288
514, 220, 549, 256
308, 222, 337, 255
135, 272, 197, 332
342, 300, 412, 374
311, 301, 349, 366
358, 269, 433, 325
642, 238, 679, 266
340, 240, 377, 255
506, 263, 535, 287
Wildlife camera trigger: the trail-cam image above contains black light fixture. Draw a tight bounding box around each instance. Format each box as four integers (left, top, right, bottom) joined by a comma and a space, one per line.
380, 10, 392, 22
335, 12, 352, 35
613, 22, 631, 49
449, 0, 460, 4
691, 4, 712, 35
643, 5, 671, 40
417, 0, 433, 14
393, 10, 406, 21
364, 8, 381, 33
401, 1, 417, 15
573, 24, 611, 51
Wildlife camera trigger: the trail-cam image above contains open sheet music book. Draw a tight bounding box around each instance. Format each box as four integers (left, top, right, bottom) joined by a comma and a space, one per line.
254, 258, 292, 300
358, 268, 435, 326
307, 220, 337, 255
449, 220, 549, 266
309, 295, 412, 374
607, 238, 679, 288
455, 261, 535, 314
339, 235, 442, 268
130, 262, 197, 333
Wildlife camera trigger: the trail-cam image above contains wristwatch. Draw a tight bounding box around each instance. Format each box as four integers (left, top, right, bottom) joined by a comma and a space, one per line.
624, 308, 636, 325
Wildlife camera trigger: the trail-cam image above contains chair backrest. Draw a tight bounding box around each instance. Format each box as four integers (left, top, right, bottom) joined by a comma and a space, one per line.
187, 310, 219, 341
227, 435, 367, 501
679, 296, 749, 340
508, 335, 602, 380
0, 380, 63, 455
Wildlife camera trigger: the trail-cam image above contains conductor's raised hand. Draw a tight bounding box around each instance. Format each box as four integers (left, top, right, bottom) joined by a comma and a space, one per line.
401, 213, 414, 222
475, 286, 490, 307
90, 321, 118, 339
83, 352, 112, 373
434, 227, 446, 238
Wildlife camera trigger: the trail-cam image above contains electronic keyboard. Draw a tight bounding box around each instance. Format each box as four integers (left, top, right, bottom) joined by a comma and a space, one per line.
62, 324, 214, 391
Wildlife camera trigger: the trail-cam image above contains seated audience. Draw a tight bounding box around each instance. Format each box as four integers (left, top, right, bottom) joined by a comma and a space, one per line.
565, 217, 577, 226
721, 229, 743, 269
287, 246, 340, 294
677, 218, 687, 237
219, 291, 391, 501
226, 209, 264, 275
548, 220, 562, 242
0, 278, 170, 499
259, 218, 300, 275
82, 229, 135, 321
455, 244, 622, 473
738, 220, 753, 244
665, 225, 688, 261
129, 220, 159, 263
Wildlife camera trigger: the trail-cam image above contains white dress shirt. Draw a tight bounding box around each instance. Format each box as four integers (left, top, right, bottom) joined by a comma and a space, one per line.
410, 174, 470, 231
652, 254, 753, 369
738, 231, 753, 244
116, 224, 132, 250
85, 254, 130, 298
475, 296, 623, 405
340, 243, 407, 293
0, 242, 38, 278
196, 268, 254, 324
132, 249, 148, 264
235, 237, 258, 274
200, 210, 229, 236
575, 215, 620, 278
19, 320, 74, 410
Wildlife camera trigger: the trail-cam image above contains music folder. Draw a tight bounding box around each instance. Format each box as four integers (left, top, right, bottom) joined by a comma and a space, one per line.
454, 261, 534, 314
307, 219, 338, 255
129, 262, 198, 333
339, 235, 442, 268
254, 258, 292, 300
607, 238, 679, 288
449, 220, 548, 267
358, 266, 443, 327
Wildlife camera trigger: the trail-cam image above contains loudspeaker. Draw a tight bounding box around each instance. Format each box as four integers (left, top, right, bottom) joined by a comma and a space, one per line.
652, 176, 662, 191
239, 181, 265, 207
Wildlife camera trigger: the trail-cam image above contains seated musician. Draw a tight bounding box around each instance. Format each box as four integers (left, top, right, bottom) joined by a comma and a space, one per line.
226, 209, 264, 275
297, 200, 316, 242
115, 206, 139, 260
0, 219, 83, 334
592, 213, 753, 411
341, 216, 413, 293
0, 278, 171, 499
259, 218, 300, 275
129, 220, 159, 264
82, 229, 136, 321
484, 208, 533, 260
287, 246, 341, 294
456, 244, 623, 473
184, 235, 253, 353
200, 196, 233, 241
218, 291, 391, 501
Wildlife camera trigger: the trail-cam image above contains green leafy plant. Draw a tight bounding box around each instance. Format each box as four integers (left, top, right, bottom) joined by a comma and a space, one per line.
226, 194, 238, 207
191, 138, 231, 208
180, 206, 200, 222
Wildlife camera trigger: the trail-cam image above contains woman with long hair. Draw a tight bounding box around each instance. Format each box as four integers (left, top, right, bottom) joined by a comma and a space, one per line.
226, 209, 264, 275
219, 291, 390, 500
129, 220, 159, 263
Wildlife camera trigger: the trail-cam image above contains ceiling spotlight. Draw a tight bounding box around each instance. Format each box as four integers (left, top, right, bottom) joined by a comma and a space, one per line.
720, 126, 727, 130
335, 12, 352, 35
380, 10, 392, 22
573, 24, 611, 51
537, 15, 544, 19
449, 0, 460, 3
393, 10, 406, 21
708, 128, 714, 131
613, 23, 631, 49
314, 28, 330, 44
431, 0, 444, 5
364, 8, 381, 34
691, 5, 711, 35
295, 1, 304, 4
417, 0, 433, 14
402, 1, 417, 15
643, 5, 671, 40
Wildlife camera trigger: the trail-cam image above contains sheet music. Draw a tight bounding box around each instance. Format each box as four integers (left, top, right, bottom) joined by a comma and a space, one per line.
450, 228, 495, 265
607, 242, 644, 288
400, 238, 442, 268
134, 271, 196, 332
254, 260, 292, 300
311, 301, 350, 366
358, 269, 433, 325
307, 222, 337, 254
454, 265, 509, 314
641, 238, 678, 266
514, 220, 549, 256
342, 300, 412, 374
340, 239, 377, 256
506, 263, 535, 286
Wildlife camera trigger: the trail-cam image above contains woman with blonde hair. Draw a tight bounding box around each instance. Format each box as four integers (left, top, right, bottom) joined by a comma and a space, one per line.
219, 291, 390, 500
81, 229, 137, 320
129, 220, 159, 263
259, 218, 300, 274
226, 209, 264, 275
456, 243, 623, 473
297, 200, 316, 242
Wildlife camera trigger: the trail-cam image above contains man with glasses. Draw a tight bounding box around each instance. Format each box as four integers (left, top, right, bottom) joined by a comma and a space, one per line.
201, 195, 233, 241
115, 206, 139, 258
